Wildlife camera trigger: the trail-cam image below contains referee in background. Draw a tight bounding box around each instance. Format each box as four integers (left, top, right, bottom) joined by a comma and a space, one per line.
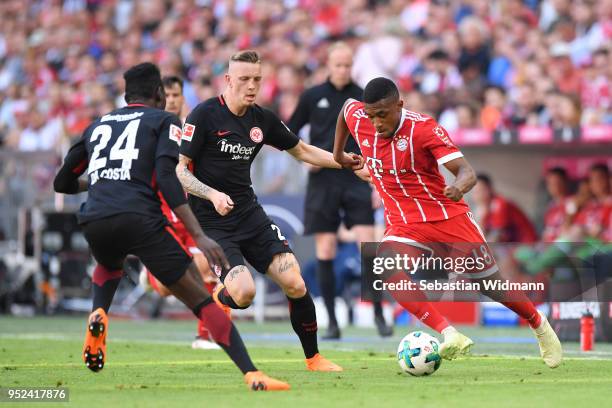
288, 42, 392, 339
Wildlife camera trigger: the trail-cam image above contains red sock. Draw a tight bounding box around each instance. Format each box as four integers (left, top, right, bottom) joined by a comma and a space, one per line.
501, 301, 541, 328
385, 272, 450, 333
198, 282, 217, 338
205, 282, 216, 294
198, 302, 231, 346
398, 301, 450, 333
197, 319, 210, 339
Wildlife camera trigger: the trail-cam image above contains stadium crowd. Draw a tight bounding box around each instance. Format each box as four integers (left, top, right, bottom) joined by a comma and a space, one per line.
0, 0, 610, 152
0, 0, 610, 241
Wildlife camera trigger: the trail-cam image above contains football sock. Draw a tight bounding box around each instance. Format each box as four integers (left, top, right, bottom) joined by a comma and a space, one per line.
217, 288, 249, 309
92, 265, 123, 313
197, 282, 217, 338
316, 259, 337, 327
193, 298, 257, 374
373, 300, 384, 318
399, 301, 450, 333
205, 282, 216, 294
287, 291, 319, 358
501, 301, 541, 328
386, 272, 450, 333
363, 254, 385, 319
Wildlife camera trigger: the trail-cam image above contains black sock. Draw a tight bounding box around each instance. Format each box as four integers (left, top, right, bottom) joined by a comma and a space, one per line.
193, 299, 257, 374
217, 288, 249, 310
92, 265, 122, 313
316, 259, 337, 326
363, 254, 384, 319
288, 291, 319, 359
373, 300, 384, 319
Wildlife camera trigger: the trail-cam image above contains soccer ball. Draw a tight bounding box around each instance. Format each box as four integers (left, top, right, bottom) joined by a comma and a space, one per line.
397, 331, 442, 376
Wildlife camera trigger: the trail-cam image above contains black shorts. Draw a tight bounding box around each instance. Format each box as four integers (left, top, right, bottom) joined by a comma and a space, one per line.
304, 176, 374, 234
81, 213, 193, 287
203, 205, 293, 280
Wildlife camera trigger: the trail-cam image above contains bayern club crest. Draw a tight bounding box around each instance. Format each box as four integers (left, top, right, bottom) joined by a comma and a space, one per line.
250, 127, 263, 143
396, 136, 408, 151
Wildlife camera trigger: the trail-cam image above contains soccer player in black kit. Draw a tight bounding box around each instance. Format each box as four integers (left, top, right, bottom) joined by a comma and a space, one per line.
177, 50, 366, 372
53, 62, 290, 391
288, 42, 392, 339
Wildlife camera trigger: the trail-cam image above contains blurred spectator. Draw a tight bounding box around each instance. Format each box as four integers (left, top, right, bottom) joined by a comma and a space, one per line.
508, 83, 542, 127
480, 85, 509, 130
541, 167, 572, 242
472, 173, 538, 243
573, 164, 612, 240
419, 49, 463, 95
0, 0, 609, 153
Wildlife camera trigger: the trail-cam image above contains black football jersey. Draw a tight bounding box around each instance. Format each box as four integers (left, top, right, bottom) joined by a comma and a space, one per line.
63, 104, 183, 223
179, 95, 300, 229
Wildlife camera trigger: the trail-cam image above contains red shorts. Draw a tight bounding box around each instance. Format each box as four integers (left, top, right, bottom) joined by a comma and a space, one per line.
381, 212, 498, 278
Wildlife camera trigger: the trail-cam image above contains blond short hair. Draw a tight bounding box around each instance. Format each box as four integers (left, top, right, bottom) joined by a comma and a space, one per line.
229, 50, 261, 64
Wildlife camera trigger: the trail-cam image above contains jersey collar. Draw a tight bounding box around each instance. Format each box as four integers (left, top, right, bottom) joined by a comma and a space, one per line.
392, 109, 407, 137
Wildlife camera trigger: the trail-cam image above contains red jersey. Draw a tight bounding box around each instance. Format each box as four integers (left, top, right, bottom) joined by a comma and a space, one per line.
542, 197, 570, 242
344, 99, 469, 226
484, 196, 537, 243
574, 197, 612, 240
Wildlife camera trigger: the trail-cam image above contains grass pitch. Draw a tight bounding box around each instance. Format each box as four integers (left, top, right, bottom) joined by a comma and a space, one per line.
1, 316, 611, 407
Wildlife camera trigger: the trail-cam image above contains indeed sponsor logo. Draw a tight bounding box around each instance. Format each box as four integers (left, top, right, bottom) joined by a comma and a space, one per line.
218, 139, 256, 156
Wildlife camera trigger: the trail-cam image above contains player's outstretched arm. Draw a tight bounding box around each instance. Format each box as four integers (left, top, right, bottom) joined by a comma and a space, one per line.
331, 100, 370, 183
442, 157, 477, 202
53, 140, 89, 194
332, 100, 353, 167
176, 154, 234, 216
288, 140, 363, 170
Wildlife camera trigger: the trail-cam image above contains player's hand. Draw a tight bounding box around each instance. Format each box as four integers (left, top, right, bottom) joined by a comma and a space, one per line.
195, 235, 230, 272
339, 152, 364, 170
443, 185, 463, 202
354, 166, 371, 183
211, 190, 234, 216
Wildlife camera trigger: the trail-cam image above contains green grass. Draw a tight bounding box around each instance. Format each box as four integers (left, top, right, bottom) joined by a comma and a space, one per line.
1, 316, 611, 407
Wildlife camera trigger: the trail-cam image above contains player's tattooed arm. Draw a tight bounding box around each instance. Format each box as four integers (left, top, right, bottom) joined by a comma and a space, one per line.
442, 157, 477, 201
176, 154, 234, 216
176, 154, 213, 199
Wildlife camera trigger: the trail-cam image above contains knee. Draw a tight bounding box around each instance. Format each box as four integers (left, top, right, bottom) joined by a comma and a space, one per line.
283, 276, 307, 298
228, 280, 256, 307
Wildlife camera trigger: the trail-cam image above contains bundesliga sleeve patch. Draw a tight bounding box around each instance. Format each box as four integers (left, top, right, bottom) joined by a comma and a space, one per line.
433, 125, 453, 147
169, 124, 181, 144
182, 123, 195, 142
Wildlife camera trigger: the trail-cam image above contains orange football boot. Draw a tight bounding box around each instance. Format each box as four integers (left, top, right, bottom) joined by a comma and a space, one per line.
305, 353, 343, 372
244, 371, 290, 391
83, 308, 108, 372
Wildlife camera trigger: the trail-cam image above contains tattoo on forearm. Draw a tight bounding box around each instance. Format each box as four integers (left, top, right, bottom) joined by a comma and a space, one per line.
178, 163, 213, 200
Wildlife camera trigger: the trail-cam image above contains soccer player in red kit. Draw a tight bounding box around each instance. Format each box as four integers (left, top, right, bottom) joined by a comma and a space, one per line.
143, 76, 230, 350
334, 77, 562, 368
